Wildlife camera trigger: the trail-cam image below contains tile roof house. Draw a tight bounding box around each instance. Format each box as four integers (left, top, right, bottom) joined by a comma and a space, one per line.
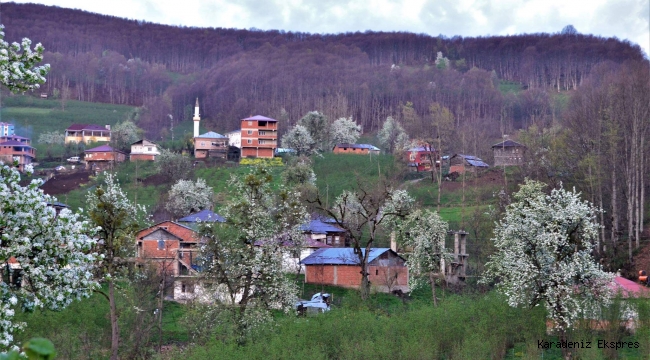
194, 131, 229, 159
301, 248, 409, 292
84, 145, 126, 171
333, 143, 380, 155
65, 124, 111, 144
449, 154, 489, 174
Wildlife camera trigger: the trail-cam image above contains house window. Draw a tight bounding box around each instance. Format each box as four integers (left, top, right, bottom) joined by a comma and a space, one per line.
259, 131, 266, 136
200, 142, 205, 146
247, 130, 253, 135
326, 236, 332, 245
248, 121, 252, 126
247, 139, 252, 144
259, 140, 266, 145
181, 282, 195, 293
158, 240, 165, 250
376, 269, 379, 275
334, 236, 340, 245
410, 153, 415, 161
147, 147, 152, 152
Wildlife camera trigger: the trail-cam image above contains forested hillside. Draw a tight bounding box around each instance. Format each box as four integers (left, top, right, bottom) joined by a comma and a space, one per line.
1, 2, 645, 140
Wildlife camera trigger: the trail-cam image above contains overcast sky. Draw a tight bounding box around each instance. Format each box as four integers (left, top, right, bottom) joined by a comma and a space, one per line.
6, 0, 650, 57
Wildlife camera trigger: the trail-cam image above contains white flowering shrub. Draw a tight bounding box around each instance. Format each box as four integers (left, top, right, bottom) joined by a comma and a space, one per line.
435, 51, 450, 70
165, 178, 213, 219
396, 209, 449, 303
329, 117, 361, 147
281, 125, 314, 156
483, 180, 613, 331
0, 163, 98, 351
378, 116, 410, 154
0, 25, 49, 93
199, 166, 308, 338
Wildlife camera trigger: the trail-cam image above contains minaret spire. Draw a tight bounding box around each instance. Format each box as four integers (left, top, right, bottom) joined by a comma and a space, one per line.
193, 98, 200, 138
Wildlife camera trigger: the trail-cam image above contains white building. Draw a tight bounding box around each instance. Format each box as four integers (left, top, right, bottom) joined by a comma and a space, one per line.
225, 130, 241, 148
130, 139, 160, 161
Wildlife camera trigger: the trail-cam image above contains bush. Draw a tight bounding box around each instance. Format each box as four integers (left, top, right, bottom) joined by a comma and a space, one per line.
239, 157, 284, 166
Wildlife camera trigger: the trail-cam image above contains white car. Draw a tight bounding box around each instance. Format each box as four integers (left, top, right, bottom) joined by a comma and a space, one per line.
66, 156, 80, 163
295, 292, 331, 313
55, 165, 66, 171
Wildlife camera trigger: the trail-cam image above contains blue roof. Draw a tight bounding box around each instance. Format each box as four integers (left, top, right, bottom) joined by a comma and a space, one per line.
455, 154, 489, 168
300, 219, 346, 234
301, 248, 396, 265
335, 143, 380, 151
408, 146, 434, 152
178, 209, 225, 223
196, 131, 227, 139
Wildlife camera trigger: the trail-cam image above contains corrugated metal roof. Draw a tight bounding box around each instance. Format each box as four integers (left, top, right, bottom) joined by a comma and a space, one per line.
335, 143, 380, 151
196, 131, 227, 139
242, 115, 278, 122
178, 209, 225, 223
300, 219, 346, 234
466, 159, 489, 167
0, 140, 32, 147
408, 146, 434, 152
492, 140, 525, 148
85, 145, 118, 153
301, 248, 394, 265
66, 124, 109, 131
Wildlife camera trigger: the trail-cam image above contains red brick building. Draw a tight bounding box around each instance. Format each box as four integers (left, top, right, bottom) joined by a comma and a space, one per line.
301, 248, 409, 292
130, 139, 159, 161
84, 145, 126, 171
241, 115, 278, 159
332, 143, 380, 155
135, 221, 202, 277
406, 146, 437, 172
0, 139, 36, 172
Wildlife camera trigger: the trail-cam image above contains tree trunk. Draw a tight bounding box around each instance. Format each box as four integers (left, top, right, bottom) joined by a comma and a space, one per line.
109, 279, 119, 360
429, 272, 438, 307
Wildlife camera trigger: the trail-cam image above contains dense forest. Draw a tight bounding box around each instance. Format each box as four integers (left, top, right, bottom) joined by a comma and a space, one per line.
1, 2, 646, 139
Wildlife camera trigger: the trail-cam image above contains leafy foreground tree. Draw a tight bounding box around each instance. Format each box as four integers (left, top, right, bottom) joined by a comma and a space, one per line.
0, 164, 97, 351
0, 25, 49, 93
86, 173, 148, 360
198, 166, 308, 340
311, 184, 414, 300
165, 178, 213, 219
395, 209, 449, 306
482, 180, 612, 359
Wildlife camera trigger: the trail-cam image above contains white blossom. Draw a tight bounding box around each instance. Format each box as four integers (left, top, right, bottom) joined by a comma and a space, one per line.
0, 162, 98, 350
329, 117, 361, 147
378, 116, 410, 154
482, 180, 613, 330
0, 25, 49, 93
165, 178, 213, 219
281, 125, 315, 156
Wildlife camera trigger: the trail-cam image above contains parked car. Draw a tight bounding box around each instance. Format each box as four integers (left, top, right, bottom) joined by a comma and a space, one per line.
295, 292, 331, 314
55, 165, 66, 171
66, 156, 80, 163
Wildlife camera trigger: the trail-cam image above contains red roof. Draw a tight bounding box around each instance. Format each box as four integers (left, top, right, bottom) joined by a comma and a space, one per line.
611, 276, 650, 298
66, 124, 110, 131
242, 115, 278, 122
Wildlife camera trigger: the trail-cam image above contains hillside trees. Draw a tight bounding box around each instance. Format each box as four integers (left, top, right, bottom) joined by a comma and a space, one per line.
86, 173, 148, 360
483, 180, 612, 358
378, 116, 409, 154
297, 111, 329, 152
0, 164, 98, 351
198, 166, 308, 338
156, 149, 192, 183
329, 117, 361, 146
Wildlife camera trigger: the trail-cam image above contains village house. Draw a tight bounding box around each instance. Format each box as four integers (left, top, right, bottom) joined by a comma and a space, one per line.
64, 124, 111, 144
0, 139, 36, 172
191, 99, 229, 159
84, 144, 126, 171
406, 146, 437, 172
301, 248, 409, 293
333, 143, 380, 155
301, 219, 349, 247
0, 122, 15, 136
492, 139, 526, 166
130, 139, 159, 161
241, 115, 278, 158
225, 129, 241, 148
449, 154, 489, 174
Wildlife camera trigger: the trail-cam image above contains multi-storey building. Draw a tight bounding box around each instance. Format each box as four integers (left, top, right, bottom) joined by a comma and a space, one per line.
0, 140, 36, 172
65, 124, 111, 144
0, 122, 15, 137
240, 115, 278, 158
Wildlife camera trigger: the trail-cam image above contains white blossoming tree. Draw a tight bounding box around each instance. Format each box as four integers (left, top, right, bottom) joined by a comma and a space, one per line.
329, 117, 361, 147
165, 178, 213, 219
0, 163, 98, 351
396, 209, 449, 306
86, 173, 148, 360
482, 180, 612, 357
199, 166, 308, 339
311, 186, 414, 300
0, 25, 49, 93
37, 131, 65, 160
378, 116, 410, 154
281, 124, 315, 156
110, 121, 142, 152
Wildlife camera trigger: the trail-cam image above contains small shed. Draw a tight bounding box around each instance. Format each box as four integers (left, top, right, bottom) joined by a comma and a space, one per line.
301, 248, 409, 292
449, 154, 489, 174
491, 140, 526, 166
333, 143, 380, 155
